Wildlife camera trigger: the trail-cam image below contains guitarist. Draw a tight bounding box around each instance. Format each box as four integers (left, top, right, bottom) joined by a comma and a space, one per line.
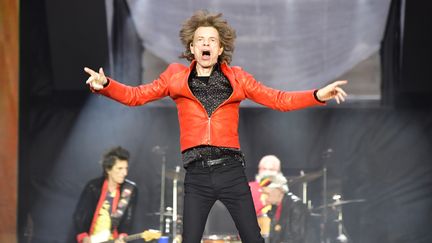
73, 146, 138, 243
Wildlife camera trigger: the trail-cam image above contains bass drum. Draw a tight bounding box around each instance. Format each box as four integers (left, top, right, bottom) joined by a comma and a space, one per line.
202, 234, 241, 243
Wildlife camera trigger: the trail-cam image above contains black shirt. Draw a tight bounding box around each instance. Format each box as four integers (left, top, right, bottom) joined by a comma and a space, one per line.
188, 63, 233, 116
182, 63, 241, 165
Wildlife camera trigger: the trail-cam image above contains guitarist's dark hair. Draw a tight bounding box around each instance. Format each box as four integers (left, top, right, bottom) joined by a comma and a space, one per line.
101, 146, 130, 178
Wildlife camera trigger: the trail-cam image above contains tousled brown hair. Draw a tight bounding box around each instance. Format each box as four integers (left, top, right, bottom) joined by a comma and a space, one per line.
101, 146, 130, 178
179, 10, 236, 64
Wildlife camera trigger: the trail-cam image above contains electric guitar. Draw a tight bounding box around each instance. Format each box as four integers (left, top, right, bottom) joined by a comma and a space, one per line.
91, 229, 161, 243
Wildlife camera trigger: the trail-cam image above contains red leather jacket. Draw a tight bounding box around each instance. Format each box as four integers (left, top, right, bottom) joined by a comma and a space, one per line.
98, 61, 324, 151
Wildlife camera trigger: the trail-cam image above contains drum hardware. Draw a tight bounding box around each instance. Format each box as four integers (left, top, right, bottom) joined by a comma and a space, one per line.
314, 195, 365, 243
286, 168, 325, 243
287, 169, 324, 207
322, 167, 328, 243
172, 166, 181, 241
202, 234, 241, 243
154, 145, 184, 238
148, 209, 182, 236
155, 166, 183, 239
165, 169, 185, 182
301, 170, 307, 204
335, 196, 348, 243
287, 170, 323, 186
149, 210, 182, 218
314, 199, 366, 210
153, 145, 168, 233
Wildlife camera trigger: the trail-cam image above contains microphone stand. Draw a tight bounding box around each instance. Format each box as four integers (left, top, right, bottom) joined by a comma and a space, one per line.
321, 166, 328, 243
153, 146, 167, 233
160, 154, 166, 233
172, 166, 180, 241
321, 148, 332, 243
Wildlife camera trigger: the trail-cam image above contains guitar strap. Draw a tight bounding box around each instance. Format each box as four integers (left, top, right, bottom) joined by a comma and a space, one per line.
111, 179, 135, 229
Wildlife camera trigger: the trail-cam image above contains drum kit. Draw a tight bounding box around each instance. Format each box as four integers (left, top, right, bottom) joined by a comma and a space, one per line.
202, 234, 241, 243
158, 166, 184, 241
286, 168, 365, 243
253, 168, 366, 243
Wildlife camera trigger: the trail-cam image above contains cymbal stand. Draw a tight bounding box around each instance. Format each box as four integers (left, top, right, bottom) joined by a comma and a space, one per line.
301, 170, 307, 204
159, 153, 166, 233
164, 207, 172, 235
334, 197, 349, 243
321, 166, 329, 243
172, 166, 180, 240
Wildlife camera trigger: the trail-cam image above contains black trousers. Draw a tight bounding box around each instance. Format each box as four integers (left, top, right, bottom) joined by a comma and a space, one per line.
182, 158, 265, 243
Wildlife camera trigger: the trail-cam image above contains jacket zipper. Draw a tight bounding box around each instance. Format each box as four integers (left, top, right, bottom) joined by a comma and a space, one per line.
208, 117, 211, 144
185, 63, 236, 145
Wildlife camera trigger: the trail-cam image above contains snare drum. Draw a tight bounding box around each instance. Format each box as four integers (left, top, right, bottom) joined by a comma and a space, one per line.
202, 234, 241, 243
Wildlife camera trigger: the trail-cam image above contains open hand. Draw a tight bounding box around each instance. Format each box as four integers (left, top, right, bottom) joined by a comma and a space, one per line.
316, 80, 348, 104
84, 67, 107, 90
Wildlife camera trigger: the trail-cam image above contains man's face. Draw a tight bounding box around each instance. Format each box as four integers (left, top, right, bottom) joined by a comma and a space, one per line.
190, 26, 224, 69
107, 159, 128, 185
258, 161, 280, 177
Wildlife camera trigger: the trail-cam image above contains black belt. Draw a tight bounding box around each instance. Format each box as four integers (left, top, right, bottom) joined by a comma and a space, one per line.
186, 157, 234, 169
200, 157, 231, 168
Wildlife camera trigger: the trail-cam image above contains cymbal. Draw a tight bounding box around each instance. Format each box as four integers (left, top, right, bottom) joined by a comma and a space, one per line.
165, 170, 185, 181
287, 170, 323, 185
315, 199, 366, 209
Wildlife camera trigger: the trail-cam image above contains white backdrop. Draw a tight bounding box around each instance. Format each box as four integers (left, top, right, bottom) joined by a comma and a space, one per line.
124, 0, 390, 91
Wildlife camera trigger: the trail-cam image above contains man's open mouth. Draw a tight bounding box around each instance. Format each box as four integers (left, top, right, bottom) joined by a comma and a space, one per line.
202, 50, 211, 56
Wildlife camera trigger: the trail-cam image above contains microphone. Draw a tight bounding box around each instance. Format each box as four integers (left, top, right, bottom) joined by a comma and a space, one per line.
152, 145, 168, 155
322, 148, 333, 159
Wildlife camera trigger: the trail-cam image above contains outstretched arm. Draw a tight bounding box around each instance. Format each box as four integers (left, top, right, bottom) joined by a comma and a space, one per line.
316, 80, 348, 104
83, 65, 173, 106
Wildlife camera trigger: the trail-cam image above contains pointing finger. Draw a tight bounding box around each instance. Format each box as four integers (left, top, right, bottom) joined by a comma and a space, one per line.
84, 67, 97, 76
332, 80, 348, 87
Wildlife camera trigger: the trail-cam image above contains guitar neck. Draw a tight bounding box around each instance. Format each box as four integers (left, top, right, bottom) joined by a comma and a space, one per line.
101, 230, 161, 243
102, 233, 141, 243
124, 233, 143, 242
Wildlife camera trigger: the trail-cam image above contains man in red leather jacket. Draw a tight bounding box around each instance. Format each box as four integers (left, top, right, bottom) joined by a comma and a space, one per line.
84, 10, 347, 243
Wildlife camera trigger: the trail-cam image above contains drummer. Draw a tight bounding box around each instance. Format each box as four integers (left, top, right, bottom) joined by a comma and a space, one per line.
249, 155, 308, 243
